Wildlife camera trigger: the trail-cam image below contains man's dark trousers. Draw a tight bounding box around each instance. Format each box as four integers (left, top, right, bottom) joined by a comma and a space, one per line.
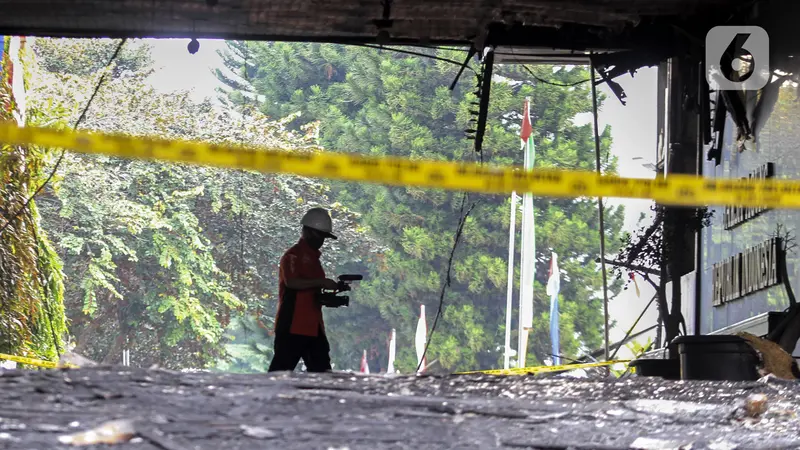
268, 328, 332, 372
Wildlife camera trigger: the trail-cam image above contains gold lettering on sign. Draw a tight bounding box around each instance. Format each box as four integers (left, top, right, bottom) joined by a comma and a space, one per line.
713, 263, 719, 306
770, 238, 778, 286
719, 261, 724, 304
719, 262, 724, 305
735, 255, 742, 299
724, 163, 775, 230
712, 263, 720, 306
713, 237, 782, 307
724, 257, 732, 303
747, 248, 752, 296
742, 246, 750, 296
758, 243, 769, 289
725, 256, 732, 302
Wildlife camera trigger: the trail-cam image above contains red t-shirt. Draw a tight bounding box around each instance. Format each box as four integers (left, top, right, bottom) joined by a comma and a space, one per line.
276, 238, 326, 337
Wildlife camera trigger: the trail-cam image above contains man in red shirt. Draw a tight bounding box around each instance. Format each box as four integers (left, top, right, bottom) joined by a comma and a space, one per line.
268, 207, 340, 372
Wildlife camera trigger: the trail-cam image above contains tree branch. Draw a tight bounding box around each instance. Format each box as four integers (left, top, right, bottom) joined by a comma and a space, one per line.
624, 215, 663, 265
597, 257, 659, 276
641, 273, 659, 290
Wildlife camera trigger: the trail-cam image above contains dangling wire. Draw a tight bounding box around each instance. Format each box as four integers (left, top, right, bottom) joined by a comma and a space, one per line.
30, 215, 61, 357
416, 64, 485, 371
0, 38, 128, 236
416, 192, 476, 373
590, 59, 612, 365
237, 41, 250, 288
522, 65, 591, 87
0, 38, 127, 359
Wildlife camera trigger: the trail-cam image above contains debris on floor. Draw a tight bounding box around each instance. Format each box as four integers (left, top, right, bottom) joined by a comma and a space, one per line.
738, 332, 798, 380
58, 419, 136, 446
2, 367, 800, 449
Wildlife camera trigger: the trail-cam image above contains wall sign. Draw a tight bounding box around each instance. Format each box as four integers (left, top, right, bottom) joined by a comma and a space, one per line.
724, 162, 775, 230
712, 237, 782, 307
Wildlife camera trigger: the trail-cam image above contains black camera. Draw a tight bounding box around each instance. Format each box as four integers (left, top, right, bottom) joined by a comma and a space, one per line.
317, 293, 350, 308
316, 274, 363, 308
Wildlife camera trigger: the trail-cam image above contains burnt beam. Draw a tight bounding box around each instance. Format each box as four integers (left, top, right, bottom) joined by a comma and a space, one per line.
486, 20, 687, 53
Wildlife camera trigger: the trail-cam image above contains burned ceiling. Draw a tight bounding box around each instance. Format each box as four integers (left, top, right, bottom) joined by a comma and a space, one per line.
0, 0, 751, 49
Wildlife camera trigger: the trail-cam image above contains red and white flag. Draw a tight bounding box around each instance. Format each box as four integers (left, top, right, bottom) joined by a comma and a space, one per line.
360, 349, 370, 374
415, 305, 427, 373
630, 272, 641, 297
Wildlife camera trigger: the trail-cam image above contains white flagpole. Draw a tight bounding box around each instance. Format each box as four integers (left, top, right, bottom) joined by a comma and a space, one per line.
415, 305, 427, 373
387, 328, 396, 374
360, 350, 370, 373
517, 97, 536, 368
504, 193, 517, 369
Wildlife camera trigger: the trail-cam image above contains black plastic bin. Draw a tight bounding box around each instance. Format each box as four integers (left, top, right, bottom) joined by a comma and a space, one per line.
629, 358, 681, 380
673, 335, 759, 381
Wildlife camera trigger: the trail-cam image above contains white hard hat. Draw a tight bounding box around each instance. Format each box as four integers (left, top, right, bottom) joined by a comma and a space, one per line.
301, 207, 337, 239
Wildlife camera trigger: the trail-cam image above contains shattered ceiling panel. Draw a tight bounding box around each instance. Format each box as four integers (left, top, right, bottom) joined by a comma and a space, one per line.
0, 0, 747, 45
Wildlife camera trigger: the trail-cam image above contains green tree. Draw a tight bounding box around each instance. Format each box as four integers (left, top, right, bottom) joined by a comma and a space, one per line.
28, 38, 378, 368
32, 38, 152, 78
217, 42, 625, 372
215, 315, 274, 373
0, 36, 67, 363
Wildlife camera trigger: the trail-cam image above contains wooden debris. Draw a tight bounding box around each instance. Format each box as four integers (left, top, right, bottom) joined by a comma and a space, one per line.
58, 351, 98, 369
57, 419, 136, 446
744, 393, 769, 418
737, 332, 798, 380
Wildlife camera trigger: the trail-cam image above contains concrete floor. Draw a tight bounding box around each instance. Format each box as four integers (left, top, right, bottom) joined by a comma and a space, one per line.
1, 367, 799, 449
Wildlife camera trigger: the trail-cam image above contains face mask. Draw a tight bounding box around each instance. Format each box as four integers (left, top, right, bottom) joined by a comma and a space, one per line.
306, 231, 325, 249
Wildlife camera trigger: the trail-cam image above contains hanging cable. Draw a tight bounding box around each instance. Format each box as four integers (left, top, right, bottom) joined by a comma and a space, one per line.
30, 218, 61, 357
318, 40, 482, 372
609, 294, 657, 360
506, 49, 591, 87
550, 354, 583, 364
416, 192, 477, 373
237, 42, 250, 287
590, 61, 612, 366
522, 65, 591, 87
355, 43, 476, 72
391, 45, 597, 91
413, 47, 487, 369
449, 46, 477, 91
0, 38, 128, 236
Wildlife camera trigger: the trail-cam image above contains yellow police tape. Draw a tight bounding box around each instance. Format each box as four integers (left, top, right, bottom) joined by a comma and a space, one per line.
0, 352, 78, 369
4, 121, 800, 208
457, 359, 630, 376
